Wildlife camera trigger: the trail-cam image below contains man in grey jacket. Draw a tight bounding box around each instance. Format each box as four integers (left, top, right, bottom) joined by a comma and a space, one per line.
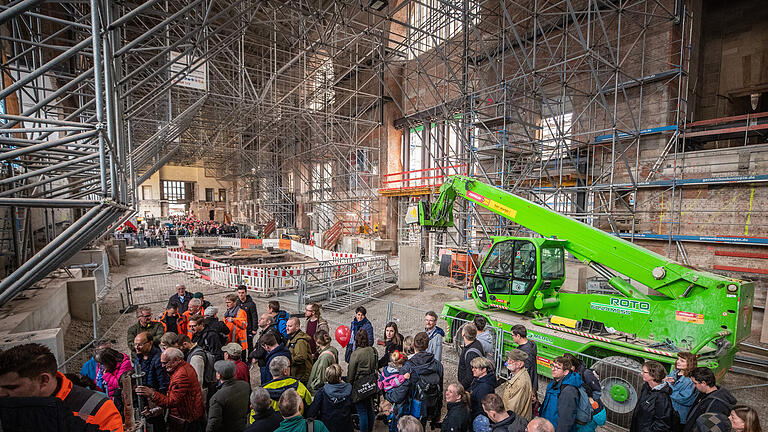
424, 311, 444, 362
474, 316, 495, 361
207, 360, 251, 432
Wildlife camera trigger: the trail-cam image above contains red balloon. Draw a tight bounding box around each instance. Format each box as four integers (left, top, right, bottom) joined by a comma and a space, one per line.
335, 325, 351, 348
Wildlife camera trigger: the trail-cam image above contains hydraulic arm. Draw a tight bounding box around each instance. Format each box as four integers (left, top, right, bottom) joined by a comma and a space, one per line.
416, 175, 741, 300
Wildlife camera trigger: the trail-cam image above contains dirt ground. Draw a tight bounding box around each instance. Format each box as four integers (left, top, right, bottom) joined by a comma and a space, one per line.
63, 247, 767, 431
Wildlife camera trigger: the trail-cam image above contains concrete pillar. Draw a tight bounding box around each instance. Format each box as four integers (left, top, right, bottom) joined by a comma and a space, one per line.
66, 278, 97, 321
399, 245, 421, 290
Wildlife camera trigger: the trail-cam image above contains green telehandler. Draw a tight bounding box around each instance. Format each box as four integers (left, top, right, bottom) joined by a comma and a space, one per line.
408, 175, 753, 426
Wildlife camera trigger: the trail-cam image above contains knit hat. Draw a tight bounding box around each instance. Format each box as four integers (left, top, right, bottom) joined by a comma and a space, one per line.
507, 349, 528, 362
193, 292, 204, 299
695, 413, 732, 432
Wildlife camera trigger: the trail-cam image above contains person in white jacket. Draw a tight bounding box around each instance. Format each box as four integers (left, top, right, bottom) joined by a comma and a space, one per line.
424, 311, 444, 362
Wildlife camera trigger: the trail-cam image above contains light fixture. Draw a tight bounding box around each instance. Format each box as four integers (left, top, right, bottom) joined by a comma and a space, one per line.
369, 0, 388, 11
306, 212, 314, 216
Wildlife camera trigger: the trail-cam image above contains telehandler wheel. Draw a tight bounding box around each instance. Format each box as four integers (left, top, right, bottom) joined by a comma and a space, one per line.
593, 355, 643, 428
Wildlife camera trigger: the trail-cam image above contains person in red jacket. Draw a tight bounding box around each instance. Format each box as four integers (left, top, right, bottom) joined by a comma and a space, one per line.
222, 294, 248, 352
0, 343, 123, 432
136, 347, 204, 432
222, 343, 250, 383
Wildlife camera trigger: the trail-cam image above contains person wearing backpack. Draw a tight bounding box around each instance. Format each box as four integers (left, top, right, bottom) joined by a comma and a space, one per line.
630, 360, 675, 432
268, 300, 291, 340
458, 323, 484, 389
308, 331, 339, 393
180, 334, 218, 403
562, 353, 606, 431
684, 367, 737, 432
196, 310, 227, 361
540, 356, 582, 432
401, 331, 444, 430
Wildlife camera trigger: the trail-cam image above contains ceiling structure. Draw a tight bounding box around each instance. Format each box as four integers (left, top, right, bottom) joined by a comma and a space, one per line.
0, 0, 692, 303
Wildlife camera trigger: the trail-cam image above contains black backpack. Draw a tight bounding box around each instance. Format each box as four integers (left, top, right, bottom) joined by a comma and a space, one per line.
189, 346, 217, 388
412, 369, 441, 407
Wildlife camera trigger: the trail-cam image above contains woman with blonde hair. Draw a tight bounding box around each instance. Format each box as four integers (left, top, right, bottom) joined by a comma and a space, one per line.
662, 351, 698, 426
468, 356, 496, 432
441, 382, 471, 432
730, 405, 763, 432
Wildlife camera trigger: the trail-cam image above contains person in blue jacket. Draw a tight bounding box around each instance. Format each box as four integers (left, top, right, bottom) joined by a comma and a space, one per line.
663, 352, 699, 426
540, 356, 583, 432
345, 306, 374, 363
268, 300, 291, 339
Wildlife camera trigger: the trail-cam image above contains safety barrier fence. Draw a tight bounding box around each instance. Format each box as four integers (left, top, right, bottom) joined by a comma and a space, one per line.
167, 236, 375, 295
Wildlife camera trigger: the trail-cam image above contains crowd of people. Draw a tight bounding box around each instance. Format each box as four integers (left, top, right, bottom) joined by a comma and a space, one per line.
117, 213, 239, 248
0, 284, 762, 432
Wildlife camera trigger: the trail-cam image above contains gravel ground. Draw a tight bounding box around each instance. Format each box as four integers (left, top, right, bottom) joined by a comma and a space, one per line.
64, 247, 767, 431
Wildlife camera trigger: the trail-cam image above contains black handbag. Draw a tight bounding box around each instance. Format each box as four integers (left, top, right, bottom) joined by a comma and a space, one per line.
351, 371, 379, 403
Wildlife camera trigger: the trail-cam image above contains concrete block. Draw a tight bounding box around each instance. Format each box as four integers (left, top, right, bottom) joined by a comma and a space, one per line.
115, 239, 127, 264
371, 239, 395, 253
0, 279, 69, 336
66, 278, 97, 321
398, 245, 421, 290
0, 328, 65, 369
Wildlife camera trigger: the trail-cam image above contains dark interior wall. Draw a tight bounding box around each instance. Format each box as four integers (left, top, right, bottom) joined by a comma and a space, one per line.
693, 0, 768, 121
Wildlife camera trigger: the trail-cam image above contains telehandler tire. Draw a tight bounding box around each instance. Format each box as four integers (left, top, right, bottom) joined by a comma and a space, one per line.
593, 355, 643, 428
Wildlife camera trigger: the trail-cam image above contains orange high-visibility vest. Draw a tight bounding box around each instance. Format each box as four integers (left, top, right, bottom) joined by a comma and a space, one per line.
223, 307, 248, 350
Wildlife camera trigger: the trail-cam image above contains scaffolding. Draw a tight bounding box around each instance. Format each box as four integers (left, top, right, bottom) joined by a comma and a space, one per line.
384, 0, 701, 262
2, 0, 766, 302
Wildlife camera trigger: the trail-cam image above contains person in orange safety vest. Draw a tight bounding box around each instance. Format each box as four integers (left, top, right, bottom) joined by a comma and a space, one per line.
0, 343, 124, 432
222, 294, 248, 354
182, 298, 205, 338
158, 303, 186, 335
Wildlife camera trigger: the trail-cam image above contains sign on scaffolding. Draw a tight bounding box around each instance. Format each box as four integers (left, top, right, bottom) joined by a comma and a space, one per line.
169, 51, 207, 90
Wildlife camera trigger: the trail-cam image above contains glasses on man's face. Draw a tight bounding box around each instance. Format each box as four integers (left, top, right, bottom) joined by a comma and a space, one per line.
551, 365, 562, 371
134, 342, 146, 347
